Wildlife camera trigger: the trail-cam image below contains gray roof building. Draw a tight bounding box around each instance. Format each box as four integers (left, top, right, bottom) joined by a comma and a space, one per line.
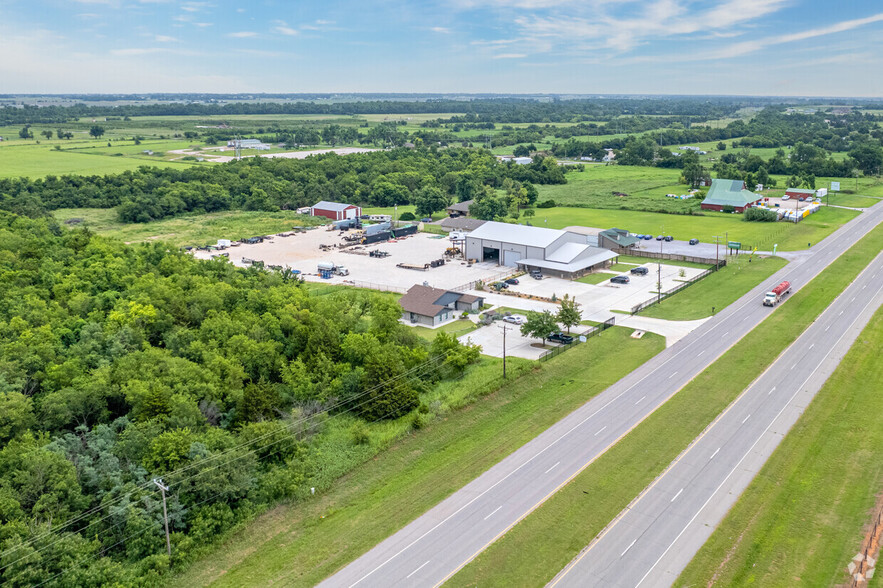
399, 285, 484, 327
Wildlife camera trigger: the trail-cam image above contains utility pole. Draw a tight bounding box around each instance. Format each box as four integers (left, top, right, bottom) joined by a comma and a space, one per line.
152, 478, 172, 558
658, 229, 664, 304
712, 235, 723, 267
500, 323, 509, 379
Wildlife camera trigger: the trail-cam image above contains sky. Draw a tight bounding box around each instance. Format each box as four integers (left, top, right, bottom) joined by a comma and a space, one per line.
1, 0, 882, 97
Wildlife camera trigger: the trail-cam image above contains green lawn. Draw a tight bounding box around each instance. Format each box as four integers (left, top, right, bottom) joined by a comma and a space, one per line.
616, 254, 712, 270
0, 143, 202, 178
677, 306, 883, 588
447, 222, 883, 588
174, 328, 665, 587
409, 319, 478, 341
52, 208, 323, 247
639, 255, 787, 320
536, 165, 689, 210
607, 263, 635, 271
532, 205, 859, 251
823, 193, 881, 208
575, 272, 617, 285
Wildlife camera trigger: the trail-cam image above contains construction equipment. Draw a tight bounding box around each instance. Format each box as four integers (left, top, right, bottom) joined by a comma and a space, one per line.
445, 247, 461, 257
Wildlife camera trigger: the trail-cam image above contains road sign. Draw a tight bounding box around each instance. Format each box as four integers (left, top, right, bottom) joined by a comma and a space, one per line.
728, 241, 741, 250
831, 181, 841, 191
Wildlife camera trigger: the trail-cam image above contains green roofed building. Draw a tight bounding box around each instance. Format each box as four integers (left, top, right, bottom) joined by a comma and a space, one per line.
700, 179, 762, 213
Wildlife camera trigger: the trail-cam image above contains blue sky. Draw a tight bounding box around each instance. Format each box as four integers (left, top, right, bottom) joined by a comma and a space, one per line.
1, 0, 881, 96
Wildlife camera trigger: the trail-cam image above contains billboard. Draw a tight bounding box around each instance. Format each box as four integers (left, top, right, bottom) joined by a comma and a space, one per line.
831, 181, 841, 191
728, 241, 741, 250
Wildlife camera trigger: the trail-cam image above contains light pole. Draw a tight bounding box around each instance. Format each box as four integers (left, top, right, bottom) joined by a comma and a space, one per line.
499, 323, 510, 379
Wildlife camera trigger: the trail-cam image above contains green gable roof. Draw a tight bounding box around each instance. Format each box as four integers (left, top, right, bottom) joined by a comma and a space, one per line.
702, 179, 760, 207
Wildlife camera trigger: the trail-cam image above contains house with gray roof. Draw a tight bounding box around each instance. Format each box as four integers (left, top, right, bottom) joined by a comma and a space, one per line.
399, 285, 484, 326
700, 179, 762, 213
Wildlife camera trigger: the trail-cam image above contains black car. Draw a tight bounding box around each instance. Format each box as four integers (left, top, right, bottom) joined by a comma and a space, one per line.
689, 238, 699, 245
610, 275, 630, 284
630, 266, 649, 275
664, 235, 674, 242
548, 332, 574, 344
656, 235, 664, 241
504, 278, 519, 285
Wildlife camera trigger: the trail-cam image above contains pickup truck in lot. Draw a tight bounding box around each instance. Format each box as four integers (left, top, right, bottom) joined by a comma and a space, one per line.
548, 332, 574, 344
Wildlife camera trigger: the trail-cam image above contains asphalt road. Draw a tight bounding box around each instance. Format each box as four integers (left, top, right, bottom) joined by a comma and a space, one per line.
319, 202, 883, 588
550, 249, 883, 588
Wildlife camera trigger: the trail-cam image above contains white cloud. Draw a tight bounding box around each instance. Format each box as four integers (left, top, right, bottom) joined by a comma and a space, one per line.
154, 35, 179, 42
274, 20, 299, 36
493, 53, 527, 59
193, 22, 213, 28
431, 26, 451, 33
228, 31, 258, 38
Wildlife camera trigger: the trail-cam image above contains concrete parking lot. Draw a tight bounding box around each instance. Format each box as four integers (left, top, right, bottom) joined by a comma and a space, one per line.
192, 229, 511, 292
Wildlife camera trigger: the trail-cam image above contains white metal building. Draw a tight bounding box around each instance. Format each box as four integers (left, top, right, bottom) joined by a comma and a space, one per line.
464, 221, 618, 278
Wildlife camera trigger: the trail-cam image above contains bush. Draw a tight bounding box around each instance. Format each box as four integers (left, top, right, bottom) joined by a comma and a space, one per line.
722, 205, 736, 213
537, 199, 557, 208
399, 211, 415, 221
744, 207, 778, 222
349, 422, 371, 445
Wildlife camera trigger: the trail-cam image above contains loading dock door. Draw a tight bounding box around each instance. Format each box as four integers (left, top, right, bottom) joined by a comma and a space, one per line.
482, 246, 500, 263
502, 250, 522, 267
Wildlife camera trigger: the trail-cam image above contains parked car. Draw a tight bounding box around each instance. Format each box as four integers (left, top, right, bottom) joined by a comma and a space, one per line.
421, 217, 433, 222
630, 266, 649, 275
643, 234, 653, 240
530, 270, 544, 280
656, 235, 664, 241
782, 194, 790, 200
505, 278, 519, 285
548, 332, 574, 344
492, 282, 509, 291
689, 238, 699, 245
798, 197, 805, 202
636, 234, 645, 239
664, 235, 674, 242
503, 315, 523, 325
610, 275, 630, 284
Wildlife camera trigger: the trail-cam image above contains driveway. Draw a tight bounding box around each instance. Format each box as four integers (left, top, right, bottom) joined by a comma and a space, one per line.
459, 320, 551, 360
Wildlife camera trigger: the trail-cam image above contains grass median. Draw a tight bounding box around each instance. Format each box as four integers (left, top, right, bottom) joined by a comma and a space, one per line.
676, 305, 883, 587
638, 254, 787, 320
446, 224, 883, 588
175, 327, 665, 587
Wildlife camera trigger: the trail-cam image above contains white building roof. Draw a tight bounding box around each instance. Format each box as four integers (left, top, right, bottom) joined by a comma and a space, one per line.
518, 248, 618, 274
468, 221, 567, 249
312, 200, 357, 212
545, 242, 590, 263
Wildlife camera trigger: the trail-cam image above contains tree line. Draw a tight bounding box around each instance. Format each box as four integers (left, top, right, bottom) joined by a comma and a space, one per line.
0, 211, 480, 586
0, 147, 566, 224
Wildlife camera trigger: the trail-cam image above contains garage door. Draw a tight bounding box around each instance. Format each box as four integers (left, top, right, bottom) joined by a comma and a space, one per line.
502, 250, 522, 267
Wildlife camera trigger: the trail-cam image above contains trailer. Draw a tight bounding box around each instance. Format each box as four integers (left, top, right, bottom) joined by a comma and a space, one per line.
318, 261, 349, 276
396, 263, 430, 271
763, 281, 791, 306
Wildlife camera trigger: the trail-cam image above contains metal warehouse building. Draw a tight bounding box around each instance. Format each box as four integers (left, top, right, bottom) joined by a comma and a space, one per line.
464, 221, 618, 278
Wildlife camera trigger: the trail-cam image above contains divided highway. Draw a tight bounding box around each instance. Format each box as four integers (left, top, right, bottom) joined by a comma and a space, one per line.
319, 202, 883, 588
550, 250, 883, 587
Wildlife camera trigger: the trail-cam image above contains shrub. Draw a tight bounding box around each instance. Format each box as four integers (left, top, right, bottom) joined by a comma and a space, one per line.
399, 211, 415, 221
537, 199, 557, 208
744, 207, 778, 222
722, 205, 736, 213
349, 422, 370, 445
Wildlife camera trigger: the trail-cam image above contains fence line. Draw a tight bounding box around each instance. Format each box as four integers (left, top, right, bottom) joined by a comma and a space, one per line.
340, 280, 409, 294
539, 317, 615, 361
451, 268, 517, 293
613, 247, 726, 266
629, 262, 723, 314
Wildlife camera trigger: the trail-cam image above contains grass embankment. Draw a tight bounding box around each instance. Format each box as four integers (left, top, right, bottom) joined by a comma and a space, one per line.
53, 208, 322, 247
175, 327, 665, 587
575, 272, 616, 285
447, 224, 883, 588
639, 255, 787, 320
677, 305, 883, 587
616, 254, 712, 269
824, 193, 881, 208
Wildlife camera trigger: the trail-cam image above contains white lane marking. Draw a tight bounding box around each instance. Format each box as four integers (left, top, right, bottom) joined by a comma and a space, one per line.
544, 462, 560, 474
621, 539, 637, 557
668, 371, 678, 379
634, 275, 883, 588
851, 297, 856, 302
670, 488, 683, 503
791, 363, 797, 370
768, 386, 776, 395
840, 310, 844, 315
825, 324, 831, 332
742, 414, 751, 424
723, 331, 730, 338
406, 561, 430, 579
697, 349, 706, 357
483, 506, 503, 521
635, 395, 646, 405
809, 344, 814, 350
709, 447, 720, 460
595, 426, 607, 436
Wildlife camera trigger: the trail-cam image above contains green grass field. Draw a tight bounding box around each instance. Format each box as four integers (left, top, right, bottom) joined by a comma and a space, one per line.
52, 208, 322, 247
533, 205, 859, 251
575, 272, 617, 284
639, 255, 787, 320
408, 319, 478, 341
173, 327, 665, 587
447, 223, 883, 588
677, 306, 883, 588
823, 193, 881, 207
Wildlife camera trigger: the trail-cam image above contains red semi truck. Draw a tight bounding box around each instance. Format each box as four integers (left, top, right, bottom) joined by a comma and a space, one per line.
763, 281, 791, 306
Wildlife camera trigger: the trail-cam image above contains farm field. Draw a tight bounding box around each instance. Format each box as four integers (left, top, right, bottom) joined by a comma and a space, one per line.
174, 327, 665, 587
448, 223, 883, 588
52, 208, 320, 247
677, 305, 883, 588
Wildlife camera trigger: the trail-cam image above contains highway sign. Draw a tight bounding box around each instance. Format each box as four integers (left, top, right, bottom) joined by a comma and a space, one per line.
728, 241, 741, 249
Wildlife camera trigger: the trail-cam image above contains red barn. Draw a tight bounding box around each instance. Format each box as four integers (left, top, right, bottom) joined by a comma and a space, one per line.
784, 188, 816, 200
310, 200, 362, 221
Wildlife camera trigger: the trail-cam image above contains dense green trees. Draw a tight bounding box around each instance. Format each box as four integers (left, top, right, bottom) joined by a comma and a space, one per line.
0, 211, 478, 585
